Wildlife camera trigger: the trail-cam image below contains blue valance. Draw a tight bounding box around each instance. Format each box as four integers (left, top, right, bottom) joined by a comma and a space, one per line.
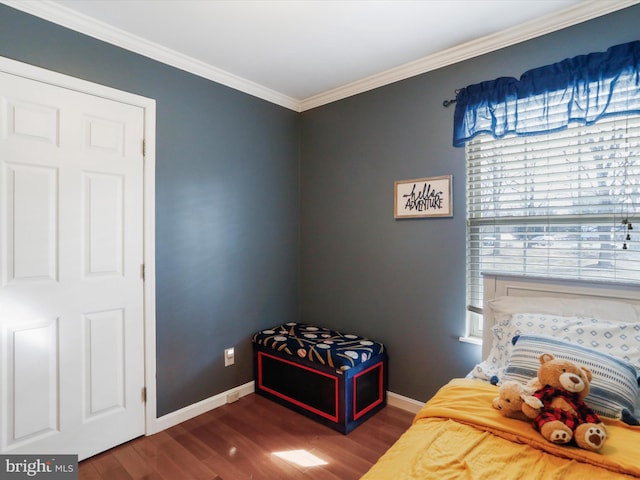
453, 41, 640, 147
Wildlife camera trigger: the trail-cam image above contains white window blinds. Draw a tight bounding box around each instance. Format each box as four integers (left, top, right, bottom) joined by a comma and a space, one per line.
466, 115, 640, 336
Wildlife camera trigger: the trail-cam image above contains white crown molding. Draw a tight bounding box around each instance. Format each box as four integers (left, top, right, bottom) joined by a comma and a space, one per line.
299, 0, 640, 111
3, 0, 638, 113
1, 0, 301, 111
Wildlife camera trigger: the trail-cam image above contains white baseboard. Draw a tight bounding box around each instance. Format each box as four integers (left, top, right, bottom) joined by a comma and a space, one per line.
386, 391, 424, 414
147, 381, 255, 434
147, 382, 424, 435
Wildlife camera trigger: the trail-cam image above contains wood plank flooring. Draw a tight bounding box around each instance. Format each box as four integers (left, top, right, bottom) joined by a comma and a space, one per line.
79, 393, 415, 480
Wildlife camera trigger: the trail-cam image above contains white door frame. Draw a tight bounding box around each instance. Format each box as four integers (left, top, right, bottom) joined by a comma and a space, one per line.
0, 56, 158, 435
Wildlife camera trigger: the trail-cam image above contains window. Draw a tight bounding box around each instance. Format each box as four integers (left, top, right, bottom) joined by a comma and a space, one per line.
466, 115, 640, 338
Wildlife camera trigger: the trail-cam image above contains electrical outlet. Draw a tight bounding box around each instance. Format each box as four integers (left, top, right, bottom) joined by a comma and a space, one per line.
224, 347, 235, 367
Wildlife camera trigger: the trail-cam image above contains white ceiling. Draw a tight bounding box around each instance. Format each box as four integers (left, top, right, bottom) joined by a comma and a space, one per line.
4, 0, 638, 111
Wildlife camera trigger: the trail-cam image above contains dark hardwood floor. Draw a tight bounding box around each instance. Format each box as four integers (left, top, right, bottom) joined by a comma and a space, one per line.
79, 393, 414, 480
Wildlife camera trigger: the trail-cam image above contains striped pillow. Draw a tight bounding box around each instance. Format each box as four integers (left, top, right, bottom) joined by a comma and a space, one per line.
503, 333, 640, 424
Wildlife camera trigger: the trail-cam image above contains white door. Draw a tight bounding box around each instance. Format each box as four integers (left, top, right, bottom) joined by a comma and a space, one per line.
0, 71, 145, 460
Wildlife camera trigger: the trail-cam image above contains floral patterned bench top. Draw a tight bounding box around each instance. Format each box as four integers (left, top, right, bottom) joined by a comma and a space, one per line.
252, 322, 385, 371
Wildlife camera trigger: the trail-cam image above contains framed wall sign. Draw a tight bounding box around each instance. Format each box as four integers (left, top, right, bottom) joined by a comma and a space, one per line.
394, 175, 452, 218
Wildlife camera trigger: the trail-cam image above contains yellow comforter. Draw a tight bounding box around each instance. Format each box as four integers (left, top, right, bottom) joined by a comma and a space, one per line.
362, 379, 640, 479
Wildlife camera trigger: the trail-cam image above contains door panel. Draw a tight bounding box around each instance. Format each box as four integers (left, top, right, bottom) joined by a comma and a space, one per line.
5, 163, 58, 282
85, 309, 124, 417
84, 172, 124, 276
10, 319, 58, 441
3, 98, 59, 145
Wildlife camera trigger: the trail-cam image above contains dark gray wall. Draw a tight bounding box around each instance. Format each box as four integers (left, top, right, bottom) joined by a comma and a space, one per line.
0, 4, 300, 416
300, 4, 640, 402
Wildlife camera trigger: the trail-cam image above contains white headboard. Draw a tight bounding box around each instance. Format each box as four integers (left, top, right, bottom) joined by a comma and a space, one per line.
482, 273, 640, 359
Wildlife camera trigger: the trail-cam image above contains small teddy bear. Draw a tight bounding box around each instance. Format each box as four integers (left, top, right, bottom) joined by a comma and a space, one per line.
493, 380, 542, 422
521, 353, 607, 452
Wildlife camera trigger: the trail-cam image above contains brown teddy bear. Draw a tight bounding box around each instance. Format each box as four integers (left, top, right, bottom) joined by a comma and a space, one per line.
521, 353, 607, 452
493, 379, 542, 422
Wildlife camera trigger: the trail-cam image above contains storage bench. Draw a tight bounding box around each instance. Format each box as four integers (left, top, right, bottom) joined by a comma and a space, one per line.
252, 322, 387, 434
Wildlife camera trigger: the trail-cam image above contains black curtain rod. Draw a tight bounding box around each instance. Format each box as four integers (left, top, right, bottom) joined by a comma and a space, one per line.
443, 89, 460, 107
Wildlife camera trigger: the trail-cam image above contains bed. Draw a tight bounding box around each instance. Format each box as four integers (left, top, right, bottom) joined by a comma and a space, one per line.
361, 273, 640, 479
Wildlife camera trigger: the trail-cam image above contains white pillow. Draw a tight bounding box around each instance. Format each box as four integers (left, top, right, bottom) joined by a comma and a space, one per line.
488, 295, 640, 324
470, 295, 640, 381
470, 312, 603, 382
553, 319, 640, 374
470, 311, 640, 383
503, 313, 640, 374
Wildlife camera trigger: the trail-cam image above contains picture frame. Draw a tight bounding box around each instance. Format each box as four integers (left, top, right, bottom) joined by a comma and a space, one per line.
394, 175, 452, 218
